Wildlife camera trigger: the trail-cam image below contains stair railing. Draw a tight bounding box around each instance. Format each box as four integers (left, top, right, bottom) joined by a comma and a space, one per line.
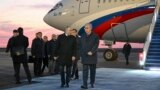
140, 0, 160, 66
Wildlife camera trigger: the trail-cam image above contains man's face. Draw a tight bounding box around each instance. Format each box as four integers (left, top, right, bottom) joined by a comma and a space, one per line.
13, 32, 19, 37
84, 24, 92, 35
43, 36, 48, 42
65, 27, 72, 35
38, 33, 42, 38
52, 34, 56, 40
71, 30, 77, 36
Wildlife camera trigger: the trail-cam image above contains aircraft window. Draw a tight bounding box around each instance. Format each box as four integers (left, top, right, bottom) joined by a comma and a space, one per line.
85, 0, 89, 2
53, 3, 63, 10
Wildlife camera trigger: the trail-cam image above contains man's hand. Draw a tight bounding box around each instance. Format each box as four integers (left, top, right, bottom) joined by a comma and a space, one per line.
54, 57, 58, 60
87, 51, 93, 56
72, 56, 76, 61
32, 56, 35, 58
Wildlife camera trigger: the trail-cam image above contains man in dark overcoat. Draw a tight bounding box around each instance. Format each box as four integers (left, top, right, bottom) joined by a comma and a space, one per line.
55, 27, 76, 88
80, 23, 99, 89
123, 42, 132, 65
12, 27, 32, 84
31, 32, 44, 76
70, 29, 81, 79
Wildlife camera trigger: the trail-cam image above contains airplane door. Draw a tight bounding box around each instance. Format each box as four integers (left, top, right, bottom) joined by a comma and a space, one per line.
79, 0, 90, 14
111, 23, 129, 41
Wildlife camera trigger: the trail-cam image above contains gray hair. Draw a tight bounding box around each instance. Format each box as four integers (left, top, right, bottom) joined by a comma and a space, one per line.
85, 23, 92, 29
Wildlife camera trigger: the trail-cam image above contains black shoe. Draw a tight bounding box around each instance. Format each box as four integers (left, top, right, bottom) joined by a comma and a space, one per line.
66, 84, 69, 88
60, 84, 65, 88
16, 81, 21, 84
74, 77, 79, 80
81, 85, 88, 89
28, 79, 32, 84
91, 84, 94, 88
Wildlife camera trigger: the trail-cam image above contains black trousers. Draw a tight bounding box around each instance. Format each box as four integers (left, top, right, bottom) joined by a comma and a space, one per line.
34, 58, 43, 76
60, 65, 71, 85
71, 60, 79, 78
83, 64, 96, 87
54, 60, 60, 74
125, 54, 129, 65
41, 57, 49, 74
12, 57, 31, 82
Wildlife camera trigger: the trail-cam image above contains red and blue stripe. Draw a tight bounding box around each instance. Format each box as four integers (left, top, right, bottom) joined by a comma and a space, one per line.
78, 5, 155, 38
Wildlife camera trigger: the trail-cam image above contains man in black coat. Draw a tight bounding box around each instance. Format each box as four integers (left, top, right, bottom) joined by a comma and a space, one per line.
48, 34, 59, 75
6, 30, 19, 57
70, 29, 81, 80
55, 27, 76, 88
11, 27, 32, 84
80, 23, 99, 89
41, 36, 49, 74
123, 42, 132, 65
6, 30, 19, 83
31, 32, 44, 76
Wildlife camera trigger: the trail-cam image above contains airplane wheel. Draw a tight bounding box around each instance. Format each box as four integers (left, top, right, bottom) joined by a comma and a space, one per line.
103, 49, 118, 61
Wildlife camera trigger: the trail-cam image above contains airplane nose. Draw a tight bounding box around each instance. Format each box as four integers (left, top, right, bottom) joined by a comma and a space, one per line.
43, 13, 53, 28
43, 12, 68, 31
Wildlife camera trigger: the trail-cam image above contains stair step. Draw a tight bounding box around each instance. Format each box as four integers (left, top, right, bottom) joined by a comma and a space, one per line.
151, 39, 160, 41
148, 49, 160, 52
146, 58, 160, 61
147, 55, 160, 58
153, 30, 160, 32
154, 29, 160, 31
149, 48, 160, 50
148, 51, 160, 53
149, 45, 160, 48
150, 41, 160, 43
147, 57, 160, 59
145, 63, 160, 68
152, 33, 160, 38
146, 61, 160, 64
150, 42, 160, 45
145, 62, 160, 65
148, 53, 160, 55
152, 36, 160, 38
155, 24, 160, 27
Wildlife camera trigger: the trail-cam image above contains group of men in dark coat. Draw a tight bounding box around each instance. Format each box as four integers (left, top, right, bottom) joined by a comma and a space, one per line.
31, 32, 59, 76
54, 23, 100, 89
6, 23, 100, 89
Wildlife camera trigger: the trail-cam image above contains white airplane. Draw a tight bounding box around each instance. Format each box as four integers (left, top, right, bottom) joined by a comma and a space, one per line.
44, 0, 155, 61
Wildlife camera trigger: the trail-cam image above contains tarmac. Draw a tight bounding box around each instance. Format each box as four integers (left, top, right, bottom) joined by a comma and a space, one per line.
1, 49, 160, 90
5, 68, 160, 90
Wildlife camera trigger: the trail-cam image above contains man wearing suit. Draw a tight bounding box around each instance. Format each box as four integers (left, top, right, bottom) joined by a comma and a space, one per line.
70, 29, 81, 80
123, 42, 132, 65
6, 30, 19, 84
6, 30, 19, 56
48, 34, 59, 75
11, 27, 32, 84
31, 32, 44, 76
80, 23, 99, 89
55, 27, 76, 88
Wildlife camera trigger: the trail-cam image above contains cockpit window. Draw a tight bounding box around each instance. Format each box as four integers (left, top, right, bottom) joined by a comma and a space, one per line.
53, 3, 63, 10
48, 2, 63, 13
